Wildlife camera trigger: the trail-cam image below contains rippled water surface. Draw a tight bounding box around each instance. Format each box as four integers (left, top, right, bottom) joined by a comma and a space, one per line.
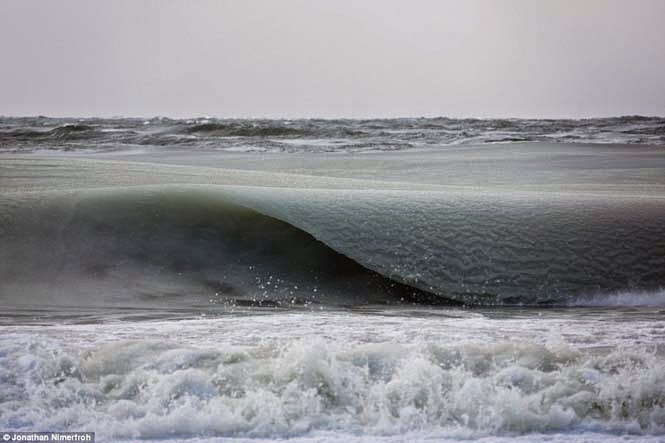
2, 115, 664, 153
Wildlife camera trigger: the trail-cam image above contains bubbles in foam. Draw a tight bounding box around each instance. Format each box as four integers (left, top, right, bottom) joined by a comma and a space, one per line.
1, 310, 664, 441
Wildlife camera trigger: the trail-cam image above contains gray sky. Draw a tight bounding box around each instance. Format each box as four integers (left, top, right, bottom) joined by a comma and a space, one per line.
1, 0, 664, 119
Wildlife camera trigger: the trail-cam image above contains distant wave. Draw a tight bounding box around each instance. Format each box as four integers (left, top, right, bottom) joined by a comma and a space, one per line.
0, 124, 101, 143
183, 122, 309, 137
1, 116, 664, 153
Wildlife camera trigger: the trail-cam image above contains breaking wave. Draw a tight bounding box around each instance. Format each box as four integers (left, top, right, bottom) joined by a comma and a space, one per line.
1, 185, 664, 309
0, 187, 448, 311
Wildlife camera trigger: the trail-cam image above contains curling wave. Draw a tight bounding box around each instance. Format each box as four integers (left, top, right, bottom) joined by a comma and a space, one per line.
1, 184, 664, 309
0, 187, 445, 311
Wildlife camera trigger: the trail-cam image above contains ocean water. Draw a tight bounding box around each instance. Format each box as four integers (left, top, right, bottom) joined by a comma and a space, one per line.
1, 117, 665, 442
1, 115, 665, 154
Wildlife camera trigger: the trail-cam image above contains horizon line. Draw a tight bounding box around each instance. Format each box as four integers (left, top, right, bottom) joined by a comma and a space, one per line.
1, 113, 663, 121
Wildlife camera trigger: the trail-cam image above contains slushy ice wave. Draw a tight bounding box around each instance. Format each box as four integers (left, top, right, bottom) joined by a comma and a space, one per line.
1, 183, 664, 307
1, 313, 665, 441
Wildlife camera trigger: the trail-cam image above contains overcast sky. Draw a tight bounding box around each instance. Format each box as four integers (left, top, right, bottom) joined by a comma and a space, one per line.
1, 0, 664, 119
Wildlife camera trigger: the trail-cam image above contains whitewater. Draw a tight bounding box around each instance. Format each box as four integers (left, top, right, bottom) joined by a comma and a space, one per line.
1, 117, 664, 442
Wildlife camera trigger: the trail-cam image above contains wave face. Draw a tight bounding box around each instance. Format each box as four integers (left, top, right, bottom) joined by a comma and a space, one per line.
0, 188, 445, 312
227, 187, 665, 305
1, 115, 664, 153
1, 185, 664, 309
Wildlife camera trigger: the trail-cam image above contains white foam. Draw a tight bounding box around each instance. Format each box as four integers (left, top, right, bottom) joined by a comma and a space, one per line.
569, 288, 665, 307
1, 310, 664, 441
